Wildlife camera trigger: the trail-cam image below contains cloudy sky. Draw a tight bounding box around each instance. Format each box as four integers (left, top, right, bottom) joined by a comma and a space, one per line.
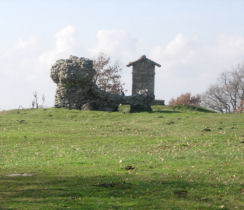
0, 0, 244, 109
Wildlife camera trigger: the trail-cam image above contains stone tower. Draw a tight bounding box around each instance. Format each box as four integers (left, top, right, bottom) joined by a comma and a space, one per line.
127, 55, 161, 97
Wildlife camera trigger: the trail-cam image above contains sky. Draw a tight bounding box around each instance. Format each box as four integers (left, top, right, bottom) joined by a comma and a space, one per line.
0, 0, 244, 110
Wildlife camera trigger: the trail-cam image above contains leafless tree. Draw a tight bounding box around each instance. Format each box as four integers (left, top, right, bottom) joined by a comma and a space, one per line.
201, 85, 230, 113
93, 53, 125, 94
33, 91, 39, 109
32, 100, 35, 109
201, 64, 244, 112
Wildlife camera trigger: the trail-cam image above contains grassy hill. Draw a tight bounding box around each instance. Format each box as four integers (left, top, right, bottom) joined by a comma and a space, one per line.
0, 106, 243, 209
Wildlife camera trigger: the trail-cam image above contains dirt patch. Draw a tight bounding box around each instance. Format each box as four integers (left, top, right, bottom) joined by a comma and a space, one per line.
16, 120, 26, 124
94, 183, 116, 188
201, 128, 211, 132
174, 190, 188, 197
6, 173, 34, 177
166, 121, 175, 125
94, 182, 132, 189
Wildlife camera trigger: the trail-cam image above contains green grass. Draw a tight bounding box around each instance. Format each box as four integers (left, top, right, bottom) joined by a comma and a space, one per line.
0, 106, 243, 209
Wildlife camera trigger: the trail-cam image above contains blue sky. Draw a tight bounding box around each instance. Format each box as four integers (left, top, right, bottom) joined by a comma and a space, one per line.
0, 0, 244, 109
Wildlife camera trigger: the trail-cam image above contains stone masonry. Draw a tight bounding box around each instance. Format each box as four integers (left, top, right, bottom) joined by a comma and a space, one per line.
51, 55, 154, 111
127, 55, 161, 97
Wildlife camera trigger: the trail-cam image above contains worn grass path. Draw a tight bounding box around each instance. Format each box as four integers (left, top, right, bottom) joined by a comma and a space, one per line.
0, 106, 243, 209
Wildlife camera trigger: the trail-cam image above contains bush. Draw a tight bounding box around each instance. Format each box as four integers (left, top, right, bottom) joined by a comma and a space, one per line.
169, 93, 201, 106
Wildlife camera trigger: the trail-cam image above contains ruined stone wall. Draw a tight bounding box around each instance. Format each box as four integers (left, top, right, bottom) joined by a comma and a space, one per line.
151, 100, 165, 105
50, 56, 96, 109
51, 55, 154, 111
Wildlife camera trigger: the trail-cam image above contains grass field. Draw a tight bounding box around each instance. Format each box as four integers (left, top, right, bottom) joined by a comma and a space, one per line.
0, 106, 243, 209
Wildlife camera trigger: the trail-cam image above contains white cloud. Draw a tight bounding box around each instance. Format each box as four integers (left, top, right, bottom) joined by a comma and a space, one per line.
165, 33, 190, 55
150, 33, 198, 70
55, 25, 77, 53
90, 29, 141, 63
0, 36, 47, 109
16, 36, 37, 49
38, 25, 79, 67
0, 36, 41, 78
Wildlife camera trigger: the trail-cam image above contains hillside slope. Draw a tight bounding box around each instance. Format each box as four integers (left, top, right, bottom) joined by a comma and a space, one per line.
0, 106, 243, 209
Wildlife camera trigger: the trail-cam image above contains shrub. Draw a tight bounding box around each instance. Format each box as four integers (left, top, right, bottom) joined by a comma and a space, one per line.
169, 93, 201, 106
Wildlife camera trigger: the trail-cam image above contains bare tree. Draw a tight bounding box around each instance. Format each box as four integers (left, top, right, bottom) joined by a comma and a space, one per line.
201, 64, 244, 112
32, 100, 35, 109
33, 91, 39, 109
93, 53, 125, 94
201, 85, 230, 113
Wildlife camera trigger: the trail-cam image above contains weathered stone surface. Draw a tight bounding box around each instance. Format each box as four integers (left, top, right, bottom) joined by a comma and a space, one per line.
151, 99, 165, 105
51, 55, 154, 111
127, 55, 161, 97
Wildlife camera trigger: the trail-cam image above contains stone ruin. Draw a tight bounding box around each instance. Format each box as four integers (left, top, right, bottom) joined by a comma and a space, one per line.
127, 55, 164, 106
127, 55, 161, 96
50, 55, 154, 111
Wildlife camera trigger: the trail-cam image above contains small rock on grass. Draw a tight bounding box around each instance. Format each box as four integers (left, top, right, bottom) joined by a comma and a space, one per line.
95, 183, 116, 188
125, 165, 135, 170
